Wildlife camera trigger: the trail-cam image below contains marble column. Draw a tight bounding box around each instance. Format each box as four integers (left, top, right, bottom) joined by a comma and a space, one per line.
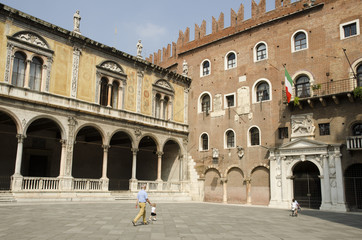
23, 59, 31, 88
11, 134, 25, 191
156, 151, 164, 181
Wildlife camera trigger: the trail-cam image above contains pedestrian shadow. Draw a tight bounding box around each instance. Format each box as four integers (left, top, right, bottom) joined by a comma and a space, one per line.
298, 209, 362, 229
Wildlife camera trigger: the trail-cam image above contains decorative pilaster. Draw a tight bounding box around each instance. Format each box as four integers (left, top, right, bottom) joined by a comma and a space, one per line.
4, 43, 14, 83
136, 70, 144, 113
71, 47, 81, 98
44, 57, 53, 92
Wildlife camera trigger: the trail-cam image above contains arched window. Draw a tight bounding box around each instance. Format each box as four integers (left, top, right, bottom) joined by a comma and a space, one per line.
163, 96, 170, 120
352, 123, 362, 136
294, 32, 307, 51
226, 52, 236, 69
202, 60, 210, 76
256, 81, 270, 101
250, 127, 260, 146
201, 94, 210, 113
201, 133, 209, 151
11, 52, 26, 87
357, 64, 362, 87
226, 130, 235, 148
99, 77, 109, 106
155, 93, 161, 118
29, 56, 43, 91
295, 75, 310, 98
256, 43, 266, 61
111, 81, 119, 108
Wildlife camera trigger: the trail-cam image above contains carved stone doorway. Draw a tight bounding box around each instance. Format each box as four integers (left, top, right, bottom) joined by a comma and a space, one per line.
293, 161, 321, 209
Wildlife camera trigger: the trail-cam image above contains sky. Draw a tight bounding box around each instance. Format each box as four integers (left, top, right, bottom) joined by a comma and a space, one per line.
0, 0, 297, 58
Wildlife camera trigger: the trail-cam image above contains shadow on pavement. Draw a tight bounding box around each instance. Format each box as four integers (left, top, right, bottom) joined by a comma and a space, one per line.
299, 209, 362, 229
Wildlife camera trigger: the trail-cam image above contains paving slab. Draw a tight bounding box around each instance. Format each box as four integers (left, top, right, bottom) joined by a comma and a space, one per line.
0, 201, 361, 240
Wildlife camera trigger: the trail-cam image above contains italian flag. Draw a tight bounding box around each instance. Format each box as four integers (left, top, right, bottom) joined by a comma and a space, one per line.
285, 68, 293, 103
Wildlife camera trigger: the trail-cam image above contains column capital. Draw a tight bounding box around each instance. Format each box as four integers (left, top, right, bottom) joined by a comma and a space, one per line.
60, 139, 67, 145
156, 151, 164, 157
16, 134, 26, 143
131, 148, 139, 154
102, 145, 111, 151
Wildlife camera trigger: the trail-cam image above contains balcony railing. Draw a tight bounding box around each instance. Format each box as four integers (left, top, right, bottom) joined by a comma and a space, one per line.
347, 136, 362, 150
73, 178, 103, 191
311, 78, 357, 97
137, 180, 186, 192
22, 177, 60, 190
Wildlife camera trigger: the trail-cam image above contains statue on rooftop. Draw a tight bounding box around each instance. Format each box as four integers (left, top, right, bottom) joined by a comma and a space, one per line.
137, 40, 143, 58
73, 10, 81, 34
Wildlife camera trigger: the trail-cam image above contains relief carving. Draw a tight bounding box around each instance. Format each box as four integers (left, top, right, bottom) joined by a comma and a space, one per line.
15, 33, 48, 49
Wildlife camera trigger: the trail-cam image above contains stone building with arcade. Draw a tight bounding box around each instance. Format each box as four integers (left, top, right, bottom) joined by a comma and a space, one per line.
0, 4, 193, 201
151, 0, 362, 211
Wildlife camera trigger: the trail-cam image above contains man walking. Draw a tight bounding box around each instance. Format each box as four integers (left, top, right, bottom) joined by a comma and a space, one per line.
132, 185, 151, 226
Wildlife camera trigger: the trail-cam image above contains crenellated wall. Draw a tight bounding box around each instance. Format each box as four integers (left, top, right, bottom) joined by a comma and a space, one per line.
146, 0, 320, 68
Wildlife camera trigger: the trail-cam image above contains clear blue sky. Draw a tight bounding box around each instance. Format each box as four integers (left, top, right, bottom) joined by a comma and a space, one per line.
1, 0, 297, 58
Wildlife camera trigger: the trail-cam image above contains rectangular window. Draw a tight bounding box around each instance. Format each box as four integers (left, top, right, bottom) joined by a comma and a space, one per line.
340, 20, 360, 39
225, 94, 235, 108
344, 23, 357, 38
278, 127, 288, 139
319, 123, 330, 136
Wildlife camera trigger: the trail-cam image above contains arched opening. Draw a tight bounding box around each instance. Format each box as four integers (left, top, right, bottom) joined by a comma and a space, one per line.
108, 131, 133, 190
29, 56, 43, 91
137, 136, 158, 180
251, 167, 270, 205
204, 169, 223, 202
162, 140, 181, 181
227, 168, 246, 204
344, 164, 362, 211
293, 161, 321, 209
12, 51, 26, 87
73, 126, 103, 178
22, 118, 62, 177
0, 111, 18, 190
99, 77, 109, 106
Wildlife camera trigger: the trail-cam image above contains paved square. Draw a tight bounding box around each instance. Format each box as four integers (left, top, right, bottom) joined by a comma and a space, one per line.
0, 201, 361, 240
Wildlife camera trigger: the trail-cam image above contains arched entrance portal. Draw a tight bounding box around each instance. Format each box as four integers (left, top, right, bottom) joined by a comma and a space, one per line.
251, 167, 270, 205
227, 168, 246, 204
162, 140, 181, 181
204, 169, 223, 202
344, 164, 362, 211
73, 126, 103, 178
137, 136, 157, 180
293, 161, 321, 209
108, 132, 132, 190
22, 118, 62, 177
0, 111, 17, 190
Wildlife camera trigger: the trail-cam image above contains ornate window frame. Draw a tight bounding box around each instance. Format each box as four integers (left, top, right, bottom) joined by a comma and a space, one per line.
5, 31, 54, 92
152, 79, 175, 120
95, 61, 127, 109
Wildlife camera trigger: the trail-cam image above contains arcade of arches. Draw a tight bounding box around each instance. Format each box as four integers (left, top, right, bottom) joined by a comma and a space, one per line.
203, 166, 270, 205
0, 110, 184, 193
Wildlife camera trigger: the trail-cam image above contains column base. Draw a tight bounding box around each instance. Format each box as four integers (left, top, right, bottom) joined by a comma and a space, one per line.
11, 174, 23, 191
58, 176, 73, 191
129, 178, 138, 192
101, 178, 109, 191
320, 202, 348, 212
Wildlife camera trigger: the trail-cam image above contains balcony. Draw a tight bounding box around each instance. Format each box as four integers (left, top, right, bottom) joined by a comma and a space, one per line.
346, 136, 362, 150
287, 78, 358, 108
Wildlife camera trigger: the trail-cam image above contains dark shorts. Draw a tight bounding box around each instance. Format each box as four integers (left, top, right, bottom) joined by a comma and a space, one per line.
151, 213, 156, 216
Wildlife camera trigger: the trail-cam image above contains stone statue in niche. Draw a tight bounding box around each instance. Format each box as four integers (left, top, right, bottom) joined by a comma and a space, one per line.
136, 40, 143, 58
73, 10, 81, 34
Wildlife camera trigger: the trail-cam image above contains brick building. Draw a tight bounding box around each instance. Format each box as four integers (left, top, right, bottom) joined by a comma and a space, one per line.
151, 0, 362, 211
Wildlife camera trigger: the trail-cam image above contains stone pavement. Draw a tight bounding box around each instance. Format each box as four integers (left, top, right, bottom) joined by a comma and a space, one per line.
0, 201, 361, 240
